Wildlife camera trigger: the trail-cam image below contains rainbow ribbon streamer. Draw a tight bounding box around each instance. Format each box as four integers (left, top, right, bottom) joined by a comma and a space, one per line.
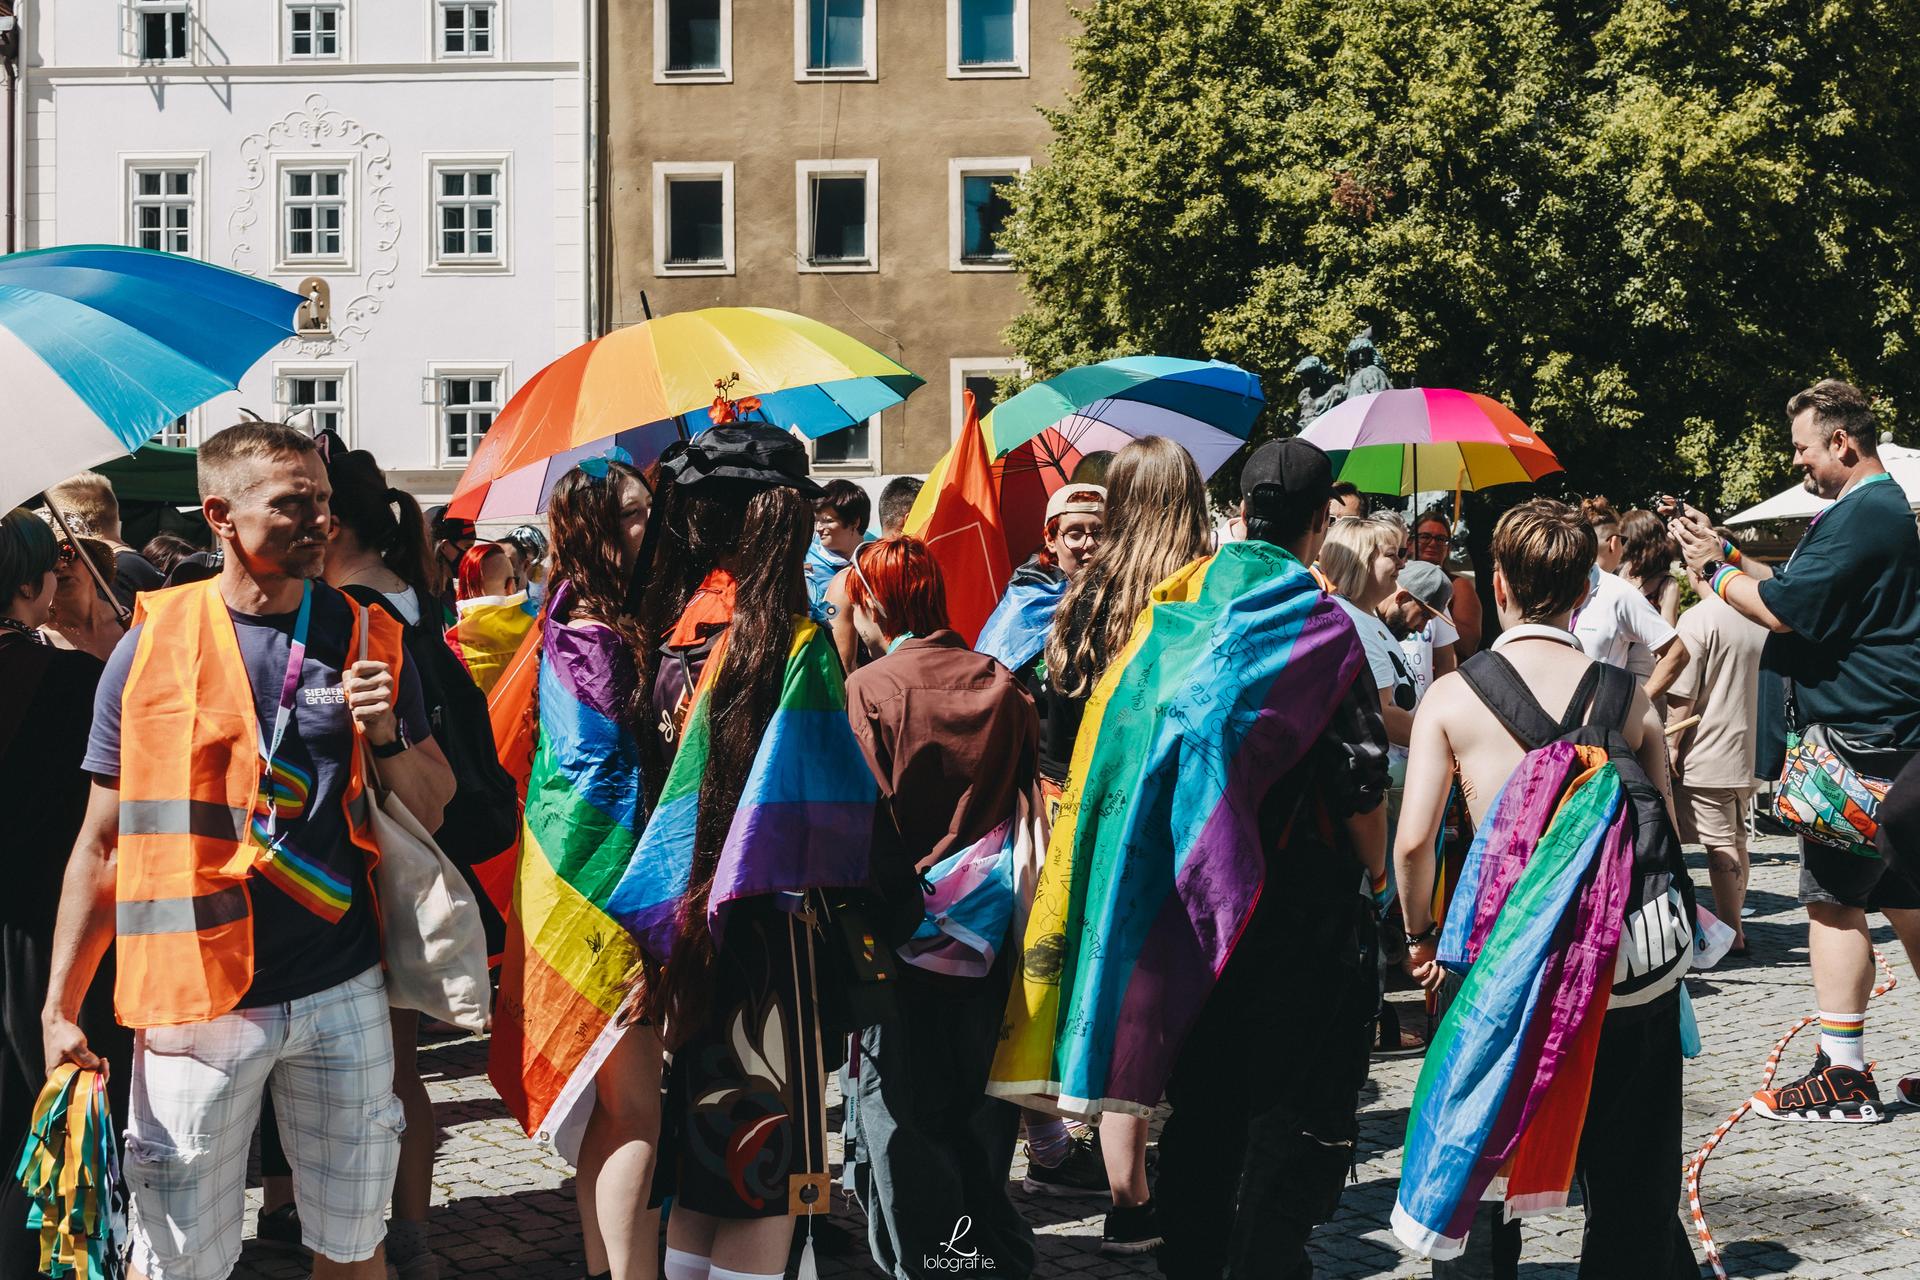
14, 1065, 125, 1279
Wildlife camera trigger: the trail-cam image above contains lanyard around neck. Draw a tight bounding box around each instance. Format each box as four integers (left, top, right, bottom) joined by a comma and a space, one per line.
260, 581, 314, 784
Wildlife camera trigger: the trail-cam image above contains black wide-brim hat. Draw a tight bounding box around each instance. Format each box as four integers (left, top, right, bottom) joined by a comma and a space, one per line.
662, 424, 826, 498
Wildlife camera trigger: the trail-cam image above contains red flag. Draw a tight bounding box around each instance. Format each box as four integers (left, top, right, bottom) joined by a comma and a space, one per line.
905, 389, 1011, 645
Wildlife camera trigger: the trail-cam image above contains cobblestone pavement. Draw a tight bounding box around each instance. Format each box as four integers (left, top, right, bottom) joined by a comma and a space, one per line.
234, 836, 1920, 1279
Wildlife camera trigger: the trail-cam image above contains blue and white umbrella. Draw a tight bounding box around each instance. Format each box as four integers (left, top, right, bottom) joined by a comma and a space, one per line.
0, 245, 304, 511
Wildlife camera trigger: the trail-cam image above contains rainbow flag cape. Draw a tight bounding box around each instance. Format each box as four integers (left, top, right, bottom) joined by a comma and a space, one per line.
974, 570, 1066, 675
609, 617, 876, 958
988, 540, 1364, 1117
1392, 743, 1635, 1258
447, 592, 538, 695
487, 593, 648, 1159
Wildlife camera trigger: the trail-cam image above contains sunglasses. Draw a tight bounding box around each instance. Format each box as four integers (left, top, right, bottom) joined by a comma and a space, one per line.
56, 542, 79, 568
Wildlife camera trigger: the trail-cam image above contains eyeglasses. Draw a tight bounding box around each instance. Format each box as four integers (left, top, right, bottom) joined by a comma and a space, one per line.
1413, 532, 1452, 547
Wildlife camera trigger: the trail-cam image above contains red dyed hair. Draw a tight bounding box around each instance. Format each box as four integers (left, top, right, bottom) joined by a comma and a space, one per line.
456, 541, 509, 601
845, 536, 950, 638
1036, 487, 1107, 567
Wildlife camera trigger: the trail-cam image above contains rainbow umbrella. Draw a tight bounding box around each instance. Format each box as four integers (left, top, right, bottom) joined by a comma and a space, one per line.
0, 245, 304, 512
449, 307, 922, 519
980, 355, 1263, 467
1299, 388, 1562, 503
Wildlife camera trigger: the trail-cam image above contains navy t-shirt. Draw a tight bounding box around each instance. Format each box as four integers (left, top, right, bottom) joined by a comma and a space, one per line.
85, 583, 430, 1006
1759, 474, 1920, 751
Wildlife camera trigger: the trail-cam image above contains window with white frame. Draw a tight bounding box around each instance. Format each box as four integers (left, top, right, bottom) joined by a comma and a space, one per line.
281, 166, 349, 264
659, 0, 727, 78
796, 159, 878, 273
796, 0, 873, 78
951, 357, 1024, 438
285, 3, 343, 58
812, 417, 876, 469
439, 0, 498, 57
653, 163, 733, 274
949, 0, 1026, 75
151, 414, 193, 448
949, 158, 1027, 270
130, 168, 194, 254
434, 370, 504, 464
280, 372, 349, 438
133, 0, 191, 62
430, 163, 505, 267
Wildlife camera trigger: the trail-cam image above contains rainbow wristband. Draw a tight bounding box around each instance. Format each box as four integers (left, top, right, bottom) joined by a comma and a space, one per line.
1721, 539, 1743, 567
1709, 563, 1744, 599
1370, 869, 1391, 908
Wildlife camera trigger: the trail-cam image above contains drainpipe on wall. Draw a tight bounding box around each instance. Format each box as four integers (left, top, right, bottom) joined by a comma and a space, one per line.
582, 0, 602, 339
1, 0, 19, 254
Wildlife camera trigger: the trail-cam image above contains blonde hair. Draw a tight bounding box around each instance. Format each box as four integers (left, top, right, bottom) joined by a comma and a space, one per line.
44, 472, 119, 539
1045, 436, 1210, 698
1319, 516, 1401, 600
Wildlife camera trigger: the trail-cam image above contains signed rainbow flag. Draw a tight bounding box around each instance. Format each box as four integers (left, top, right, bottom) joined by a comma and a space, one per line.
447, 593, 538, 695
988, 540, 1363, 1118
1391, 744, 1634, 1258
610, 616, 876, 958
487, 591, 648, 1159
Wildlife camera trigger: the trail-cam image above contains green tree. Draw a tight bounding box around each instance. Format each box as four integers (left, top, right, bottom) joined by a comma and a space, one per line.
1005, 0, 1920, 513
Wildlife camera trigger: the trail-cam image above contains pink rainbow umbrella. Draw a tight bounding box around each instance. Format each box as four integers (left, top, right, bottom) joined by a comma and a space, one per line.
1299, 388, 1563, 505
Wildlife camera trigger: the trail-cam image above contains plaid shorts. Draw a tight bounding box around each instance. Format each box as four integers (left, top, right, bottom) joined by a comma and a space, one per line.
124, 967, 403, 1279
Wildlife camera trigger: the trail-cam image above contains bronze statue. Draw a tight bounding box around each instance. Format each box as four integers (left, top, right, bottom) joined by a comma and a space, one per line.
1344, 327, 1392, 399
1294, 356, 1347, 428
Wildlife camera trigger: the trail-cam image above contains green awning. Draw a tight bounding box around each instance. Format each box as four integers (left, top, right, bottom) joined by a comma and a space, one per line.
95, 444, 199, 505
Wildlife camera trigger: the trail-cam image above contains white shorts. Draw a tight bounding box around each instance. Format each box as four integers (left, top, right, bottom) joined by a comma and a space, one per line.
124, 967, 403, 1279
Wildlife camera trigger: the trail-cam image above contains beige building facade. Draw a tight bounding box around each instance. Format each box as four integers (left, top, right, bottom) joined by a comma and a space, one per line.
604, 0, 1074, 476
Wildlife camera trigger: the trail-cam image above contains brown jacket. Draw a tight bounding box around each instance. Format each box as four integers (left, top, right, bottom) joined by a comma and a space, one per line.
845, 630, 1038, 876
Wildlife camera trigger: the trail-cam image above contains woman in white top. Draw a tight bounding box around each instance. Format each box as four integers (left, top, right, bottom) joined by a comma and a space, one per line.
1320, 516, 1418, 752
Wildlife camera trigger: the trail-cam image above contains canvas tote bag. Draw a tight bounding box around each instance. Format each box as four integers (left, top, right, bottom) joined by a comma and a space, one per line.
357, 606, 493, 1031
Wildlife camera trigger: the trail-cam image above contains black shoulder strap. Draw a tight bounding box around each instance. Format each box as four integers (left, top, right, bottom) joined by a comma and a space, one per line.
1586, 662, 1637, 733
1458, 651, 1562, 751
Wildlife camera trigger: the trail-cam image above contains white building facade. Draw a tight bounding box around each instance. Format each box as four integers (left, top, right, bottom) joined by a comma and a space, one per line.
10, 0, 594, 498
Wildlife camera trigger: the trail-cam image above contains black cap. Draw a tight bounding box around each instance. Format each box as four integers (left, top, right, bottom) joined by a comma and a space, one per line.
1240, 437, 1333, 522
662, 424, 826, 498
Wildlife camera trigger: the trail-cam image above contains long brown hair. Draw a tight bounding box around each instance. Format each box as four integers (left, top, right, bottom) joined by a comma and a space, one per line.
1618, 508, 1677, 588
630, 476, 761, 807
547, 460, 650, 723
1045, 437, 1210, 697
639, 485, 813, 1038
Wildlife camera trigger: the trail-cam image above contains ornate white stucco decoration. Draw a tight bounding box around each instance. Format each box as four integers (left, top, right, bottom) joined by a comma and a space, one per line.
230, 93, 399, 355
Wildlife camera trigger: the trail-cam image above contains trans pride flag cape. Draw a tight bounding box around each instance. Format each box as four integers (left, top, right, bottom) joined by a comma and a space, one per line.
447, 593, 538, 695
609, 616, 876, 959
487, 591, 648, 1159
975, 569, 1066, 675
804, 540, 851, 623
988, 540, 1364, 1118
1392, 743, 1635, 1259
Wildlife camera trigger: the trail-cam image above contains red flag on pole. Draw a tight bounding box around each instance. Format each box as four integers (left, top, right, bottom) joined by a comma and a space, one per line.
904, 389, 1011, 645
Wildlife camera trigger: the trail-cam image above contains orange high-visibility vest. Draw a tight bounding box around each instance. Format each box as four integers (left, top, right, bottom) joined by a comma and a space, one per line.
115, 578, 405, 1027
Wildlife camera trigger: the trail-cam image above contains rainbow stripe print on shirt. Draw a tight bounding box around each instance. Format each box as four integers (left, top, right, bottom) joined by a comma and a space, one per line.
249, 757, 352, 924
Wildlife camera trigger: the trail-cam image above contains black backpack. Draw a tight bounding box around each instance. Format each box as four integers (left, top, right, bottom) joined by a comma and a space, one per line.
1458, 651, 1698, 1013
341, 585, 520, 865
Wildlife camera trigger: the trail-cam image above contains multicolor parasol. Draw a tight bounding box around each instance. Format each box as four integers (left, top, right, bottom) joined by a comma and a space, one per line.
1299, 388, 1562, 499
0, 244, 304, 512
448, 307, 923, 519
918, 356, 1263, 561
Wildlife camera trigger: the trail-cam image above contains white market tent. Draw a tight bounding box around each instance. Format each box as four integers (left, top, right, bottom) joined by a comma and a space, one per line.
1726, 443, 1920, 526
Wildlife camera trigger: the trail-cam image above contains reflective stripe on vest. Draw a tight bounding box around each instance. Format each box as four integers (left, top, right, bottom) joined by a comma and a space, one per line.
114, 578, 406, 1027
117, 885, 250, 936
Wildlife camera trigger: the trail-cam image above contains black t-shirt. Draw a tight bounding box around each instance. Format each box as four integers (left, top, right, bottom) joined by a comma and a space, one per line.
86, 584, 430, 1005
1759, 474, 1920, 750
111, 549, 164, 613
0, 634, 103, 936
